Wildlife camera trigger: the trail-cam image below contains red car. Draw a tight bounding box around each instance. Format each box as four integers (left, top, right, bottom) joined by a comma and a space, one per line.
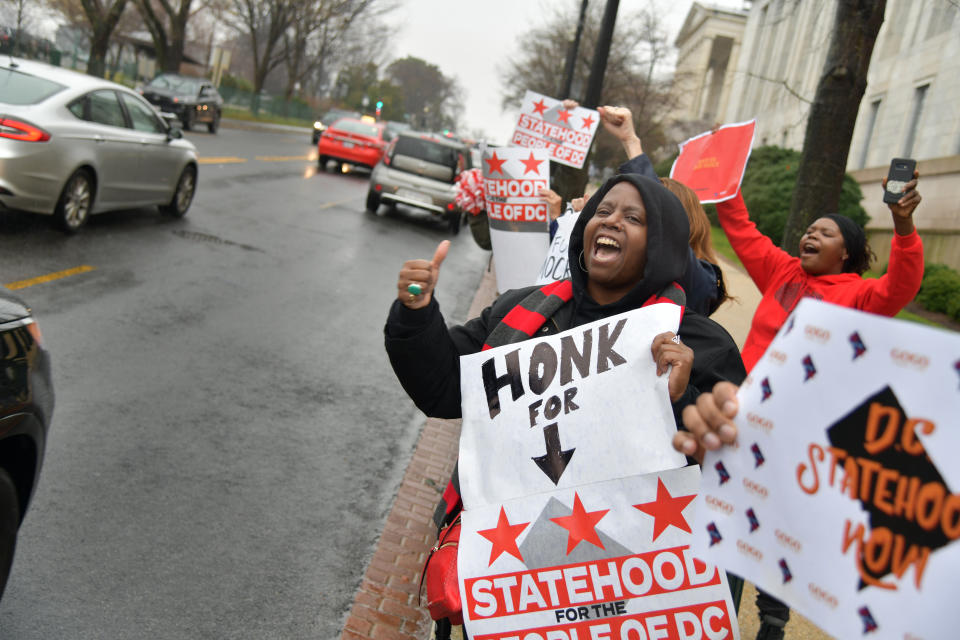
317, 118, 386, 171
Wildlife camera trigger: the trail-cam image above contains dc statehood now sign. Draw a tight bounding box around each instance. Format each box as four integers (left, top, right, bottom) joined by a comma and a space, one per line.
510, 91, 600, 169
482, 146, 551, 291
456, 305, 740, 639
669, 120, 756, 204
693, 299, 960, 640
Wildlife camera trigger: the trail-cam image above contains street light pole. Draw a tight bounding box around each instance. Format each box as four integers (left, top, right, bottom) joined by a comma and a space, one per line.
558, 0, 589, 99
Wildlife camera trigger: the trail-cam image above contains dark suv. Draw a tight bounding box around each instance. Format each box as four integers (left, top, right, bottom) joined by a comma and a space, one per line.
140, 74, 223, 133
0, 287, 53, 598
367, 133, 470, 233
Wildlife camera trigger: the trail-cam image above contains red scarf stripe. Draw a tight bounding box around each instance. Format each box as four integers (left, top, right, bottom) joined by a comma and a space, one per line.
541, 278, 574, 299
501, 305, 548, 335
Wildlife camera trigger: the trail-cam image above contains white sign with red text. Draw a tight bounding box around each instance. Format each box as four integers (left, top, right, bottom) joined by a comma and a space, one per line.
482, 146, 551, 291
458, 466, 740, 640
692, 298, 960, 640
510, 91, 600, 169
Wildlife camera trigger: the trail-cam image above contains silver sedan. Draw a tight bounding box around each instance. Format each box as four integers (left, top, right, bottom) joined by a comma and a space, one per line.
0, 58, 198, 232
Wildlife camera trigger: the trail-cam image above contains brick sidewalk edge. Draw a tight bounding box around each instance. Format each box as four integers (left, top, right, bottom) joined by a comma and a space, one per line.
339, 260, 498, 640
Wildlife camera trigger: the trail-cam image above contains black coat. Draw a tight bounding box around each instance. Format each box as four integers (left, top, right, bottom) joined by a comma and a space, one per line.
386, 174, 745, 425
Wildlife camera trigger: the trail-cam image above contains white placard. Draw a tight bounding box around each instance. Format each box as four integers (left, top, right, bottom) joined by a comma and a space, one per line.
482, 147, 551, 291
691, 298, 960, 639
536, 209, 581, 286
510, 91, 600, 169
458, 304, 686, 509
459, 466, 740, 640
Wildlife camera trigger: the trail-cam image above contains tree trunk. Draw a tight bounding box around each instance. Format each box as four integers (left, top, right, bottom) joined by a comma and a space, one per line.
88, 30, 111, 77
782, 0, 886, 253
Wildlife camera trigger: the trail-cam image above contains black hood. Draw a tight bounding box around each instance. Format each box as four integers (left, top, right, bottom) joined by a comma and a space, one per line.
568, 173, 690, 314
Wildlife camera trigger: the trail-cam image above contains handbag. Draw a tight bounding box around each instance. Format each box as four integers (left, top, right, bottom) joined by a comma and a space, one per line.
419, 515, 463, 625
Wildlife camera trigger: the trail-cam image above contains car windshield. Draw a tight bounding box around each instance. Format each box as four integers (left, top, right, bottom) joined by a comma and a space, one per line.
393, 137, 460, 170
333, 119, 380, 138
147, 74, 203, 94
0, 68, 66, 105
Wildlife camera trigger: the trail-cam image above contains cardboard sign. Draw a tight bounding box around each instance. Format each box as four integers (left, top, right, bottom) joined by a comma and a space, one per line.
535, 209, 581, 286
482, 147, 551, 291
692, 298, 960, 639
510, 91, 600, 169
458, 304, 685, 509
669, 120, 756, 204
459, 466, 740, 640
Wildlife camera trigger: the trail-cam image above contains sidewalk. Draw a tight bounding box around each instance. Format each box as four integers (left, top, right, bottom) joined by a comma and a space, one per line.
339, 257, 830, 640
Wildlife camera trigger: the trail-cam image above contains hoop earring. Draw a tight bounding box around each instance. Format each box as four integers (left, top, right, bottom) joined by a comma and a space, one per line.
579, 250, 588, 273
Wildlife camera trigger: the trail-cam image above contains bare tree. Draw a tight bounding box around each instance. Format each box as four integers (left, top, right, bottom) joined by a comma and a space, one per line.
1, 0, 33, 56
78, 0, 130, 77
280, 0, 393, 101
222, 0, 295, 110
782, 0, 886, 252
385, 56, 463, 130
135, 0, 197, 73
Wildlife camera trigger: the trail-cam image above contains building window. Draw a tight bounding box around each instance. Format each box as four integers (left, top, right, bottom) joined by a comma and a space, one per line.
903, 84, 928, 158
859, 99, 881, 169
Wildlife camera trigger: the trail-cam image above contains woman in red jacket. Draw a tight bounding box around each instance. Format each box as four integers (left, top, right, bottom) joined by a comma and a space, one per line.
718, 173, 924, 372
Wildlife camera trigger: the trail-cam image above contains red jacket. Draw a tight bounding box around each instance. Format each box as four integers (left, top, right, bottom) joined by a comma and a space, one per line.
717, 193, 924, 371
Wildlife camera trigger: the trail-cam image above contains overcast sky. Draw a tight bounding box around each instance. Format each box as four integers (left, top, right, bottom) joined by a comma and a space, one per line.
391, 0, 750, 144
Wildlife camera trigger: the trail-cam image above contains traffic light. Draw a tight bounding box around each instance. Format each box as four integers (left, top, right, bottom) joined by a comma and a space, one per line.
375, 100, 383, 118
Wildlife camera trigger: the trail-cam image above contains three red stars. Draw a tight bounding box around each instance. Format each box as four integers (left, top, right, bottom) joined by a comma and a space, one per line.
478, 506, 529, 565
551, 492, 609, 554
520, 152, 543, 175
633, 478, 696, 541
557, 109, 571, 125
531, 99, 548, 115
580, 114, 595, 130
485, 151, 506, 175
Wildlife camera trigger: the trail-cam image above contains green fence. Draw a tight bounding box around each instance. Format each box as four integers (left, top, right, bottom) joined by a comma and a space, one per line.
218, 86, 314, 121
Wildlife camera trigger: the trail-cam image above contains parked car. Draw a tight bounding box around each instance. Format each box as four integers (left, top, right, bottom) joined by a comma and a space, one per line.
312, 108, 361, 144
367, 132, 471, 233
0, 57, 199, 232
139, 73, 223, 133
317, 118, 386, 171
0, 287, 53, 599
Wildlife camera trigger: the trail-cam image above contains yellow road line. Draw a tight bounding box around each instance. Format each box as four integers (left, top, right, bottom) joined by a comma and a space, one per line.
317, 198, 355, 211
256, 154, 312, 162
198, 156, 247, 164
5, 265, 96, 290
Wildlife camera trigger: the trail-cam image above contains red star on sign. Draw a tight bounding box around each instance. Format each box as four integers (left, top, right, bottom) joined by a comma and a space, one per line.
478, 506, 529, 565
520, 152, 543, 175
580, 114, 595, 130
551, 493, 609, 554
557, 109, 571, 125
485, 151, 506, 175
532, 99, 548, 115
633, 478, 697, 541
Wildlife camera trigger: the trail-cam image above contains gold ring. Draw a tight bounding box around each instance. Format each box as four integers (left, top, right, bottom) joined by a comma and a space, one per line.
409, 293, 416, 302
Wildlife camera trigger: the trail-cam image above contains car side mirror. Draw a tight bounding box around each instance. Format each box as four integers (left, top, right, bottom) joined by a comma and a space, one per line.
166, 124, 184, 140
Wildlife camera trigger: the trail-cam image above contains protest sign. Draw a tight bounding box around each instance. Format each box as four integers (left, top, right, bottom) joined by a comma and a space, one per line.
691, 298, 960, 639
459, 466, 740, 640
535, 208, 581, 286
482, 147, 551, 291
510, 91, 600, 169
669, 120, 756, 204
458, 304, 686, 508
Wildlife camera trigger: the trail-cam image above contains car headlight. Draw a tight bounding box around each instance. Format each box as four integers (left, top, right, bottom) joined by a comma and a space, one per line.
314, 121, 323, 130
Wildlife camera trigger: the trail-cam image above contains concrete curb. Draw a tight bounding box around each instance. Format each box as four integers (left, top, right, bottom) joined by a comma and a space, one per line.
220, 117, 312, 135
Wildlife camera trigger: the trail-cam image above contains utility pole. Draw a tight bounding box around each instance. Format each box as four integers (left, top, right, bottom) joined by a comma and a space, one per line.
554, 0, 619, 205
558, 0, 589, 99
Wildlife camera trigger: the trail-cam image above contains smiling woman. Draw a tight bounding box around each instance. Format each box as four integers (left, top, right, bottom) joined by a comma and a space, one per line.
383, 173, 748, 632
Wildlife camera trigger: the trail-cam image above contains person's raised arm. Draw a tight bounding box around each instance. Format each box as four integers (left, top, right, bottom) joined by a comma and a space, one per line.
598, 105, 643, 160
397, 240, 449, 309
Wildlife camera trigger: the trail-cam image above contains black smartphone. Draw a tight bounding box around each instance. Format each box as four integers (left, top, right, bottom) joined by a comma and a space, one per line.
883, 158, 916, 204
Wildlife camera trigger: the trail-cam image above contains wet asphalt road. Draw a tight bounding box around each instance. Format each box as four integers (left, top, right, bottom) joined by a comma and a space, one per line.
0, 124, 490, 638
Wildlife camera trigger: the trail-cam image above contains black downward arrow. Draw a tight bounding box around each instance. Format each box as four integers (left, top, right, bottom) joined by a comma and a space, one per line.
532, 423, 575, 485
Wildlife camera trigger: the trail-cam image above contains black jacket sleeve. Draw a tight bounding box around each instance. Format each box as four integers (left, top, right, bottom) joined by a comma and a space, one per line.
672, 311, 746, 424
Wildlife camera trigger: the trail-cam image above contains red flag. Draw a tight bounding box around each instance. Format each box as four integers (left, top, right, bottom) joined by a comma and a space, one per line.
670, 120, 756, 203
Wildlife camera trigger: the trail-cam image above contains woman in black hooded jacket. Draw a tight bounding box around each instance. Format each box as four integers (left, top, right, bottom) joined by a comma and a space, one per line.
386, 173, 744, 425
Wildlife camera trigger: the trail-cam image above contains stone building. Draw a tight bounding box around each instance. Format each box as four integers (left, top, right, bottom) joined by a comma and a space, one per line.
690, 0, 960, 268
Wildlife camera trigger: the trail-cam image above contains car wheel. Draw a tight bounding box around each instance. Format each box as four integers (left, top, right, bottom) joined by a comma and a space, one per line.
54, 169, 94, 233
207, 110, 219, 134
0, 468, 20, 600
181, 109, 193, 132
447, 210, 463, 235
366, 189, 381, 213
318, 155, 328, 170
160, 165, 197, 217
